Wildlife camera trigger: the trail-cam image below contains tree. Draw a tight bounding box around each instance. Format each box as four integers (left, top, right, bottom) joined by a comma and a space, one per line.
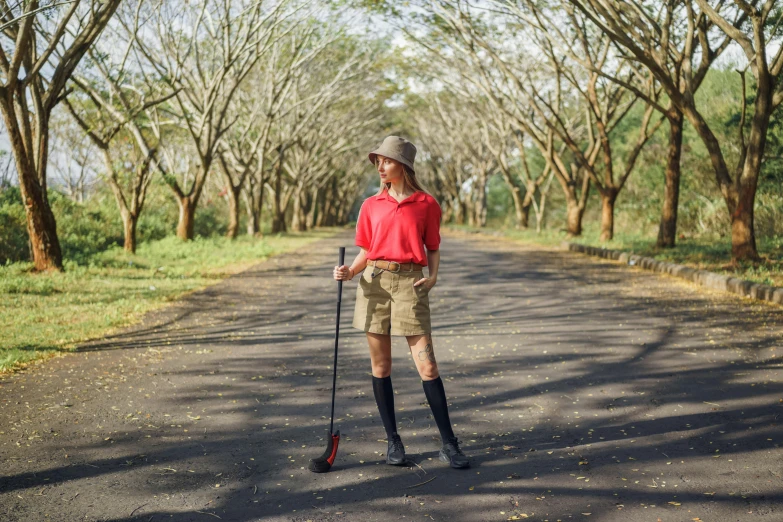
412, 93, 478, 226
418, 1, 663, 240
570, 0, 775, 260
396, 1, 595, 235
264, 27, 373, 233
219, 17, 334, 237
49, 110, 98, 203
518, 1, 665, 241
65, 19, 176, 252
560, 1, 738, 248
0, 0, 122, 270
128, 0, 292, 240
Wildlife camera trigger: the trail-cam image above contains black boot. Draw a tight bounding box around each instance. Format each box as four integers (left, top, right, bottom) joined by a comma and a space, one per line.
439, 435, 469, 469
387, 433, 407, 465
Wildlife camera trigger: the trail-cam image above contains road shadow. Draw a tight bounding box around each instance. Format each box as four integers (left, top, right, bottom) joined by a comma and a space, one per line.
1, 229, 782, 521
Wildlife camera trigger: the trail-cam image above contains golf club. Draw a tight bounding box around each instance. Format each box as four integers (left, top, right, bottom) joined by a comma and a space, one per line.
308, 246, 345, 473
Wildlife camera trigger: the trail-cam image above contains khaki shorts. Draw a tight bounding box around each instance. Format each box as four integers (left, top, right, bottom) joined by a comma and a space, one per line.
352, 264, 432, 336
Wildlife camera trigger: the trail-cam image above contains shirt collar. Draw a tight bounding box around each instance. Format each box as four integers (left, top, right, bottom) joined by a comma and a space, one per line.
375, 190, 427, 203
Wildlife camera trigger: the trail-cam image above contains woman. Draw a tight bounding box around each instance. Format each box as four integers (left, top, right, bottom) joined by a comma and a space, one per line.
332, 135, 469, 469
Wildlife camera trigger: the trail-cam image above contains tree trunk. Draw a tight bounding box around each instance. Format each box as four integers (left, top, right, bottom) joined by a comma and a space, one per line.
227, 185, 241, 239
320, 187, 334, 226
565, 199, 585, 237
324, 198, 337, 226
20, 179, 63, 271
520, 202, 531, 229
337, 192, 353, 224
499, 165, 528, 229
244, 174, 264, 237
2, 107, 63, 271
270, 150, 287, 233
315, 187, 328, 227
465, 194, 476, 227
18, 171, 63, 271
453, 196, 466, 225
301, 189, 313, 230
327, 177, 340, 226
245, 197, 260, 236
441, 198, 453, 224
474, 173, 488, 227
730, 187, 758, 261
335, 201, 346, 224
272, 207, 287, 233
518, 187, 533, 229
729, 145, 763, 261
536, 190, 548, 233
291, 184, 308, 232
306, 188, 318, 229
561, 171, 589, 237
177, 197, 197, 240
657, 108, 683, 248
291, 186, 301, 231
599, 189, 618, 242
123, 213, 138, 253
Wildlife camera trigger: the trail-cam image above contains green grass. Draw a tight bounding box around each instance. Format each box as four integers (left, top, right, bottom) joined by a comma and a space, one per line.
444, 223, 783, 287
0, 228, 343, 373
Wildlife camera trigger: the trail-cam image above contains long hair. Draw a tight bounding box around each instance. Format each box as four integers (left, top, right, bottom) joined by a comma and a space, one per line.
372, 156, 431, 197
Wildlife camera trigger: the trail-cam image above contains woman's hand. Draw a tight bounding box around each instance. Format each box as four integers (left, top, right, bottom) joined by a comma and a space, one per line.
413, 276, 436, 290
334, 264, 353, 281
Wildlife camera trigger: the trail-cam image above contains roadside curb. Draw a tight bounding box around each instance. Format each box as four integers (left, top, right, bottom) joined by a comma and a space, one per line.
564, 242, 783, 306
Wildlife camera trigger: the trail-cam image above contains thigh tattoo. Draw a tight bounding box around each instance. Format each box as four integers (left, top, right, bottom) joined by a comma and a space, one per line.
417, 336, 436, 363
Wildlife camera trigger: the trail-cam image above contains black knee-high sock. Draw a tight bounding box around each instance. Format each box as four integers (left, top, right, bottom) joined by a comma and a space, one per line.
422, 376, 456, 444
372, 375, 398, 439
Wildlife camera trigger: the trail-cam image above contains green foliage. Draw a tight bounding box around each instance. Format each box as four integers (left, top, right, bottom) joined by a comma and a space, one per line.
49, 190, 124, 264
0, 175, 240, 265
486, 172, 513, 225
0, 263, 59, 295
581, 68, 783, 243
0, 185, 29, 264
193, 197, 229, 238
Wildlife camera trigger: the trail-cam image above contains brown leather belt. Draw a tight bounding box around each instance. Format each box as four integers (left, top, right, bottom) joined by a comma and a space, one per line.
367, 259, 424, 273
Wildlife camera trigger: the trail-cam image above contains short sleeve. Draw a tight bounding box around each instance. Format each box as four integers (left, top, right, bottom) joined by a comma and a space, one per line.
355, 200, 371, 249
423, 198, 441, 251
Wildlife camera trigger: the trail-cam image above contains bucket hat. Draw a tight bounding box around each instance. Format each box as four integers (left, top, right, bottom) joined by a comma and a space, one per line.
368, 136, 417, 175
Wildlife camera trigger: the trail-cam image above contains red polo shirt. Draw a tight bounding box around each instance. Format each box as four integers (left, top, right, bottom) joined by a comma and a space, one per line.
355, 189, 441, 266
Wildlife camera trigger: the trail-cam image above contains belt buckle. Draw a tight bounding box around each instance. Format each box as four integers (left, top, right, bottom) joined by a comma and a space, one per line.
388, 261, 401, 273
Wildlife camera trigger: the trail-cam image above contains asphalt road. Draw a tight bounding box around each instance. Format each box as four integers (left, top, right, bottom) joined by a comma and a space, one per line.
1, 228, 782, 522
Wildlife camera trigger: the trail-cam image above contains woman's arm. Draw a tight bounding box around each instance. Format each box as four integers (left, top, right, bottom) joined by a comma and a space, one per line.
334, 247, 368, 281
421, 198, 441, 288
413, 248, 439, 289
426, 248, 439, 282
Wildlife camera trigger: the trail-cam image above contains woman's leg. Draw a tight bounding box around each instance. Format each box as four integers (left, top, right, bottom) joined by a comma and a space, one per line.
367, 332, 396, 436
406, 333, 469, 468
405, 333, 454, 441
367, 332, 406, 464
367, 331, 392, 378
